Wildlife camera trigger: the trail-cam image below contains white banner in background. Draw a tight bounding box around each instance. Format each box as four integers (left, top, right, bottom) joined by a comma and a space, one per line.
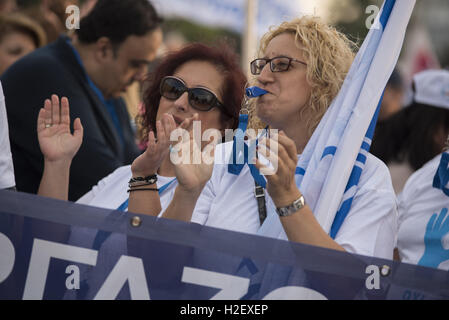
151, 0, 305, 37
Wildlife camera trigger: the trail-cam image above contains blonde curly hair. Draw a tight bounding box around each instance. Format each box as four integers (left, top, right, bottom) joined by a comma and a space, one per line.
248, 16, 356, 138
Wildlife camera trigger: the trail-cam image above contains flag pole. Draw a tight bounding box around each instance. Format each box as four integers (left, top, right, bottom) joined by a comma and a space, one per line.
242, 0, 258, 78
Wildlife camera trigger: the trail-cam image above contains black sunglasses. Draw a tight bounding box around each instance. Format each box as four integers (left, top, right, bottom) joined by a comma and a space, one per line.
160, 76, 225, 112
250, 56, 307, 75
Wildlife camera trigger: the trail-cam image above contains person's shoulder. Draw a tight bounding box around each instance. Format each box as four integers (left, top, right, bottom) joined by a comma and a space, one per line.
397, 154, 448, 227
105, 165, 133, 182
365, 153, 394, 180
3, 38, 72, 78
408, 154, 441, 186
90, 165, 131, 193
93, 165, 131, 188
365, 152, 388, 169
14, 46, 56, 69
400, 154, 442, 201
360, 153, 395, 192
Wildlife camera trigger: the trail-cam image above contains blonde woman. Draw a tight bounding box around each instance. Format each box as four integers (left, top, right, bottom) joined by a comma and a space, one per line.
158, 16, 397, 259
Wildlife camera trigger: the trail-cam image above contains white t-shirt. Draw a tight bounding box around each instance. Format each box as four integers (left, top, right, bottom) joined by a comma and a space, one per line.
72, 141, 397, 260
397, 154, 449, 270
0, 81, 15, 189
191, 141, 398, 259
76, 165, 177, 212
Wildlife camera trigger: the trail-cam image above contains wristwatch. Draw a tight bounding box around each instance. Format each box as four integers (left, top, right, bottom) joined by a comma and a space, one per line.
276, 195, 306, 217
128, 174, 158, 188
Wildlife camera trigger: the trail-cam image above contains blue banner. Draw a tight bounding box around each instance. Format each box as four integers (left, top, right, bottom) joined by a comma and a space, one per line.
0, 190, 448, 300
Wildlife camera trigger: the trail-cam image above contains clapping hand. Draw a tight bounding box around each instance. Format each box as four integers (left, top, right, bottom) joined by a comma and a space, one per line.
37, 95, 83, 163
171, 127, 218, 195
131, 113, 198, 177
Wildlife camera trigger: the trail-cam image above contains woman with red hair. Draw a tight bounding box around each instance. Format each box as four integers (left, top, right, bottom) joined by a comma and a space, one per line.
37, 42, 247, 215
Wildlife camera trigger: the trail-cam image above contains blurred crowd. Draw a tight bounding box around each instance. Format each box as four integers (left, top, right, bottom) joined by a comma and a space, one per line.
0, 0, 187, 135
0, 1, 99, 79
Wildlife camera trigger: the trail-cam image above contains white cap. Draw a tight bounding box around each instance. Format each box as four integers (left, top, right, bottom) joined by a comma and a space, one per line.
413, 69, 449, 110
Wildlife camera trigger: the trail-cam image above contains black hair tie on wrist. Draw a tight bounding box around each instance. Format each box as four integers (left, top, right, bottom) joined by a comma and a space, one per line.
127, 188, 159, 193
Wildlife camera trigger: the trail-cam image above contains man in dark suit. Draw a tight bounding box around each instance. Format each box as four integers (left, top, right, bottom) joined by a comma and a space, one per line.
1, 0, 163, 201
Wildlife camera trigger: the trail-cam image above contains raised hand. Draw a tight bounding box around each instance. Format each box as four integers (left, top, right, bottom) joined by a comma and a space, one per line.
37, 95, 83, 200
252, 132, 345, 251
418, 207, 449, 269
131, 113, 198, 177
160, 125, 219, 222
128, 113, 200, 217
255, 131, 302, 207
37, 95, 83, 163
171, 128, 218, 195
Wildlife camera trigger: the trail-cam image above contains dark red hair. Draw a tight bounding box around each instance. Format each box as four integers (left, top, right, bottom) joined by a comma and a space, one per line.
137, 42, 247, 143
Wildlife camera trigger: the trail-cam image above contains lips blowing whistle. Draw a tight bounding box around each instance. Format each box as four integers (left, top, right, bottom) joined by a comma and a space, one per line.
239, 86, 268, 116
246, 86, 268, 98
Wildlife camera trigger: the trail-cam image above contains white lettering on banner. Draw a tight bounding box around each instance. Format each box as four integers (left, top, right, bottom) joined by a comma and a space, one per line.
65, 5, 80, 30
181, 267, 250, 300
65, 265, 80, 290
8, 238, 362, 300
23, 239, 97, 300
0, 233, 15, 283
262, 286, 328, 300
94, 256, 150, 300
365, 265, 380, 290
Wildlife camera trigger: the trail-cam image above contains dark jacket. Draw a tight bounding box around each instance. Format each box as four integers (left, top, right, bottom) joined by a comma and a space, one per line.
1, 36, 141, 201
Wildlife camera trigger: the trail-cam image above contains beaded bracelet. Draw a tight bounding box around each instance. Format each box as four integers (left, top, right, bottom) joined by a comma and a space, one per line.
128, 181, 157, 188
128, 174, 157, 188
127, 188, 159, 193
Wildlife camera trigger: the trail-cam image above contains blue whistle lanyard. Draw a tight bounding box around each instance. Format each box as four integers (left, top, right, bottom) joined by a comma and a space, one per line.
117, 178, 177, 212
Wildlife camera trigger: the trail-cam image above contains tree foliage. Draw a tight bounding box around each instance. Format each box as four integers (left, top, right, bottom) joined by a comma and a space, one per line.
163, 18, 241, 54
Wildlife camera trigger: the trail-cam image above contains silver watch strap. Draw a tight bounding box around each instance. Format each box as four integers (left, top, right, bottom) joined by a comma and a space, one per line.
276, 195, 305, 217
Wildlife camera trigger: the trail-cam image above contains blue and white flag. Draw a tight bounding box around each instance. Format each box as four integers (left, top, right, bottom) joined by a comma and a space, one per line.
294, 0, 415, 237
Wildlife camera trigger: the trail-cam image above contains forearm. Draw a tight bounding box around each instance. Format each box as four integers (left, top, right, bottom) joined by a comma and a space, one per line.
161, 187, 201, 222
128, 184, 162, 216
273, 189, 346, 252
393, 248, 401, 261
38, 160, 71, 200
280, 208, 346, 252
